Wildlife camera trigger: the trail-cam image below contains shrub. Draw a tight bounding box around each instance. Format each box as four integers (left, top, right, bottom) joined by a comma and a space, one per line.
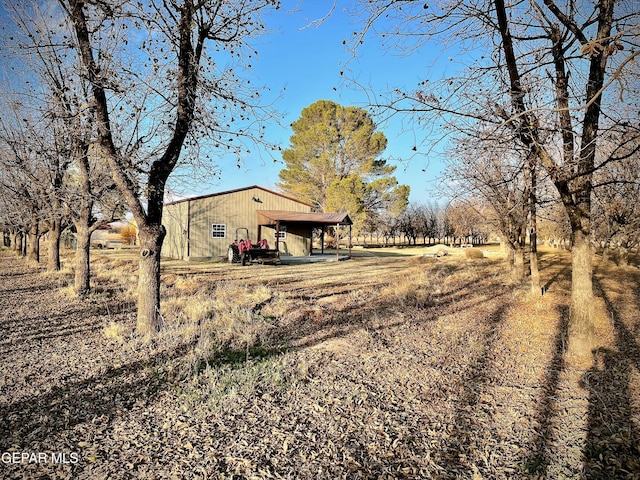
465, 248, 484, 259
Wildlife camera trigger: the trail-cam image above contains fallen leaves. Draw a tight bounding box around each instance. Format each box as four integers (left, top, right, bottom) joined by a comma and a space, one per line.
1, 249, 639, 479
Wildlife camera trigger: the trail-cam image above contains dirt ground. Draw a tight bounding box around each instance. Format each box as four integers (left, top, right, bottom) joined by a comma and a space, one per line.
0, 246, 639, 479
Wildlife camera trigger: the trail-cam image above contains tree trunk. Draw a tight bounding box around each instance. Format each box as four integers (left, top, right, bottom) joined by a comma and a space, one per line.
27, 223, 40, 263
13, 231, 22, 255
529, 157, 540, 295
136, 224, 166, 335
74, 224, 91, 294
569, 229, 594, 345
73, 144, 96, 295
504, 242, 515, 274
514, 244, 525, 281
47, 220, 62, 271
27, 236, 40, 263
530, 239, 540, 294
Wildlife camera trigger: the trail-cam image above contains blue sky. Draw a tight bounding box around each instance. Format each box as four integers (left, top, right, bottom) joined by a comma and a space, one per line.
0, 0, 451, 205
175, 1, 450, 205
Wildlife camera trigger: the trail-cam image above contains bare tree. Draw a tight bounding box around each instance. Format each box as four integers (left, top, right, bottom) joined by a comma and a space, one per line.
351, 0, 640, 346
444, 133, 534, 282
379, 212, 401, 246
592, 127, 640, 266
0, 159, 45, 263
0, 95, 69, 268
425, 203, 440, 245
397, 204, 420, 245
0, 178, 27, 256
58, 0, 280, 333
445, 200, 488, 248
538, 200, 572, 249
438, 206, 456, 246
1, 2, 127, 290
409, 202, 439, 245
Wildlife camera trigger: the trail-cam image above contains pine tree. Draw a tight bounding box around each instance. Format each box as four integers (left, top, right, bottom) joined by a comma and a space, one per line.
278, 100, 408, 231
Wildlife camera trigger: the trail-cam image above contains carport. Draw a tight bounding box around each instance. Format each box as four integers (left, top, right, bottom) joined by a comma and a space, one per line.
256, 210, 353, 259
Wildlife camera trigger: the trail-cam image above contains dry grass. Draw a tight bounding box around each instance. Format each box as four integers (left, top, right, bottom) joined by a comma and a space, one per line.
1, 245, 638, 479
154, 279, 279, 373
382, 266, 443, 308
102, 321, 127, 344
56, 284, 79, 299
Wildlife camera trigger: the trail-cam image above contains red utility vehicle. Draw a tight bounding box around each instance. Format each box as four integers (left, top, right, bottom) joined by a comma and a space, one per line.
228, 228, 280, 266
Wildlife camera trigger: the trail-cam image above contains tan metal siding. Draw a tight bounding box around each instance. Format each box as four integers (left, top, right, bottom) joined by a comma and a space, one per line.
262, 224, 311, 256
286, 224, 312, 256
162, 201, 188, 259
162, 187, 312, 260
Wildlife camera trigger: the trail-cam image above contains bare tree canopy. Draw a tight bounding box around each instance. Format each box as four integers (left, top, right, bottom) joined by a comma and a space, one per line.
349, 0, 640, 350
51, 0, 281, 333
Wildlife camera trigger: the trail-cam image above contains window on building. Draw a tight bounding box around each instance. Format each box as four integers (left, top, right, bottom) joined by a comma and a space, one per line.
211, 224, 226, 238
275, 226, 287, 240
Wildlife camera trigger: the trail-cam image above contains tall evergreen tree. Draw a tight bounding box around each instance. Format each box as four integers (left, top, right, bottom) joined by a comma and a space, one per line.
278, 100, 408, 231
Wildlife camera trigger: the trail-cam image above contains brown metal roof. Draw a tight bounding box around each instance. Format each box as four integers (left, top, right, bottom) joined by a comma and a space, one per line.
165, 185, 313, 207
257, 210, 353, 226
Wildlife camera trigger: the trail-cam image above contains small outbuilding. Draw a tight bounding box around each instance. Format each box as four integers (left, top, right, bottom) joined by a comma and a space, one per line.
162, 185, 352, 261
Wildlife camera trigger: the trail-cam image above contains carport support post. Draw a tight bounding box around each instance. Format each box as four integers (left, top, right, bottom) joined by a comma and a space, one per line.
186, 199, 191, 259
275, 220, 280, 252
336, 223, 340, 261
349, 225, 352, 258
321, 227, 325, 254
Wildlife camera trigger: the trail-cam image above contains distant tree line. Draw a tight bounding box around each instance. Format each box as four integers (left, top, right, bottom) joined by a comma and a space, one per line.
350, 202, 488, 248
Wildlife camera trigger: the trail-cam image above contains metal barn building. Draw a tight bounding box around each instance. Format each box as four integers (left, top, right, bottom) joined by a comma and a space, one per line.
162, 185, 352, 261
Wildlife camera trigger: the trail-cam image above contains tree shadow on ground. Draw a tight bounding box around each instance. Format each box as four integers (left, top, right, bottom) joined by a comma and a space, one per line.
537, 249, 571, 293
0, 339, 198, 452
580, 348, 636, 479
0, 304, 109, 355
273, 262, 509, 353
583, 277, 640, 478
0, 264, 287, 472
0, 316, 292, 480
527, 249, 573, 465
521, 305, 569, 476
432, 303, 509, 477
0, 252, 527, 478
542, 265, 570, 293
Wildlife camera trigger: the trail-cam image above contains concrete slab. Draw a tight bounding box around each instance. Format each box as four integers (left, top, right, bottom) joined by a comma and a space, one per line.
279, 254, 350, 264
